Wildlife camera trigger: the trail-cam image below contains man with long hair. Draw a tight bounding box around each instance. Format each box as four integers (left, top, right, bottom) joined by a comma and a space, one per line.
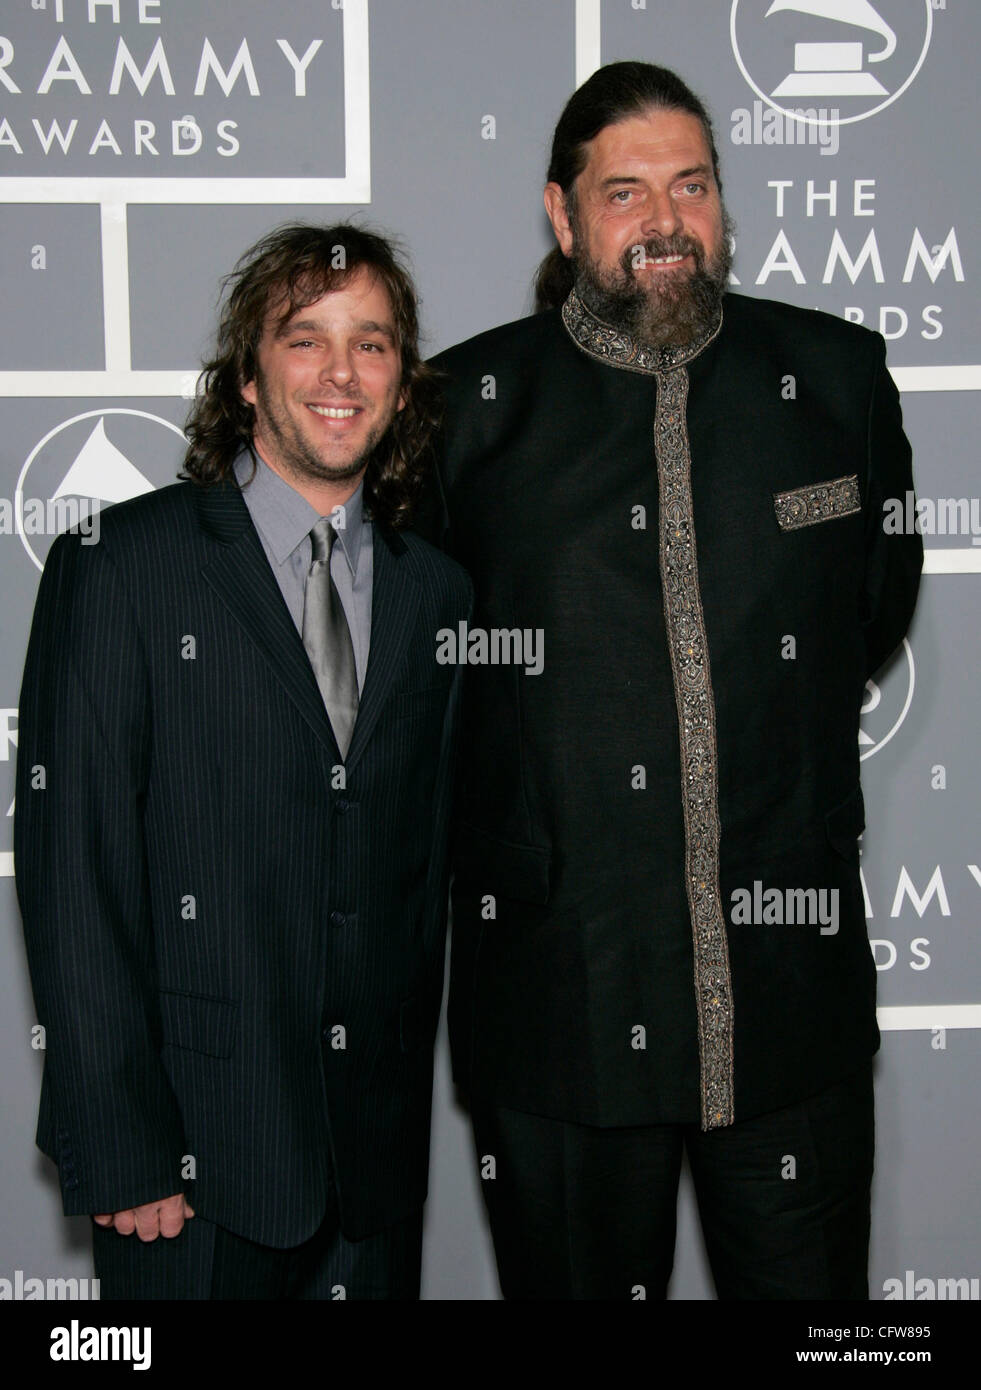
17, 223, 471, 1299
429, 63, 921, 1299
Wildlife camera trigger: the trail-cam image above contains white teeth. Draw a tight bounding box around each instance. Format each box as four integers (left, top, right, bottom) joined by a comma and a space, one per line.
309, 406, 358, 418
650, 254, 684, 265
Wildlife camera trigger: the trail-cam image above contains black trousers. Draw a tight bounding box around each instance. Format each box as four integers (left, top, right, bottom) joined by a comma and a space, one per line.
472, 1062, 874, 1300
92, 1188, 424, 1300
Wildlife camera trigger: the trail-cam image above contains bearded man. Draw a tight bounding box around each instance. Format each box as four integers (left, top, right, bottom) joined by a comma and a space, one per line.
426, 62, 921, 1300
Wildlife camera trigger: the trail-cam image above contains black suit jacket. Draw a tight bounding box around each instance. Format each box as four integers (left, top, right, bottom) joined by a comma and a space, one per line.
429, 292, 922, 1128
15, 478, 472, 1245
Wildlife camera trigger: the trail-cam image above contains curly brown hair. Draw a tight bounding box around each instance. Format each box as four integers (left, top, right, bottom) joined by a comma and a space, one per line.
181, 222, 442, 530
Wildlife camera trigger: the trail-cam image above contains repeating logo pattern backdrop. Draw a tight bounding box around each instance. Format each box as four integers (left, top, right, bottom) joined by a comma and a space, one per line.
1, 0, 976, 1300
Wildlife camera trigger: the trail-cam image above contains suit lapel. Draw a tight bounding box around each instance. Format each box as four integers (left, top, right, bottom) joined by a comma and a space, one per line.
343, 522, 420, 774
195, 480, 342, 761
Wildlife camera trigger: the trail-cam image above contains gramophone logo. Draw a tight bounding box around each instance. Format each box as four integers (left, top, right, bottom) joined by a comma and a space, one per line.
859, 638, 915, 761
731, 0, 933, 126
15, 410, 187, 572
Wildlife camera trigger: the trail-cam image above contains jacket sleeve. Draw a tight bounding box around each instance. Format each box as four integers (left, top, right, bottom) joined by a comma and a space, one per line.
861, 336, 923, 677
15, 530, 186, 1216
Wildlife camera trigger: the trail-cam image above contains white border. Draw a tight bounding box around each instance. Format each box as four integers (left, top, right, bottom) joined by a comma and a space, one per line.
0, 371, 199, 398
0, 174, 368, 207
891, 367, 981, 394
878, 1005, 981, 1031
575, 0, 602, 89
922, 551, 981, 574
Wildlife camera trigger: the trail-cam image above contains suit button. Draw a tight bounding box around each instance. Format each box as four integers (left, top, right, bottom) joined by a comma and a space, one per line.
329, 910, 347, 928
335, 798, 350, 814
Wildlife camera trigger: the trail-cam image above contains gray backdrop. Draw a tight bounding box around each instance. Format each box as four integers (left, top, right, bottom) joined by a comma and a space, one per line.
1, 0, 976, 1302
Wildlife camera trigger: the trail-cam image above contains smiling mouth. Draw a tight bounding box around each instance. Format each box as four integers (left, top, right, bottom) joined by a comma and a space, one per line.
644, 253, 688, 267
307, 405, 361, 419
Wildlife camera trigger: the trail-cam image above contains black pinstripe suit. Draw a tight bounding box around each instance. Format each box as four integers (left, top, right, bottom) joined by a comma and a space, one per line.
15, 476, 471, 1291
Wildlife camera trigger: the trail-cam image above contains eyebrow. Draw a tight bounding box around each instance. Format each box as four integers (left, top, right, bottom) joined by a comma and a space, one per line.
599, 164, 714, 188
354, 319, 396, 343
274, 317, 397, 343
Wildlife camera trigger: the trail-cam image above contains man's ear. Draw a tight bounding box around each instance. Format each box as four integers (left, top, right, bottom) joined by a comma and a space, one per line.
544, 183, 575, 258
241, 377, 257, 408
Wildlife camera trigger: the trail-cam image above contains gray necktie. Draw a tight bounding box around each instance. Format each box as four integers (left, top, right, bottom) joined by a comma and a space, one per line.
302, 517, 359, 759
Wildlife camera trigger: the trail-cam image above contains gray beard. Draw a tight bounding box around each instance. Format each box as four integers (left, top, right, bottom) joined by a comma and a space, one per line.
572, 209, 735, 349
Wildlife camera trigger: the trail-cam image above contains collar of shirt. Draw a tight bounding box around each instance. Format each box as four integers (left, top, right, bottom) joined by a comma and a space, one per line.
233, 449, 366, 578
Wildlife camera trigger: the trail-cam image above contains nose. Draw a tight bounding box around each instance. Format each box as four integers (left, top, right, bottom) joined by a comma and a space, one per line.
318, 345, 357, 389
640, 189, 684, 239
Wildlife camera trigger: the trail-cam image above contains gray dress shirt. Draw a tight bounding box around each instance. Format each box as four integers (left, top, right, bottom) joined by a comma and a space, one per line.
233, 451, 373, 694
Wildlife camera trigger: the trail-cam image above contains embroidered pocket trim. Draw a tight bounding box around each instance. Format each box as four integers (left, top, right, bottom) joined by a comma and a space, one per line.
773, 474, 861, 532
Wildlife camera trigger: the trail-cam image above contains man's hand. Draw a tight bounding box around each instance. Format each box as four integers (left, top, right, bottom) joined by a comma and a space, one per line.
93, 1193, 194, 1241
